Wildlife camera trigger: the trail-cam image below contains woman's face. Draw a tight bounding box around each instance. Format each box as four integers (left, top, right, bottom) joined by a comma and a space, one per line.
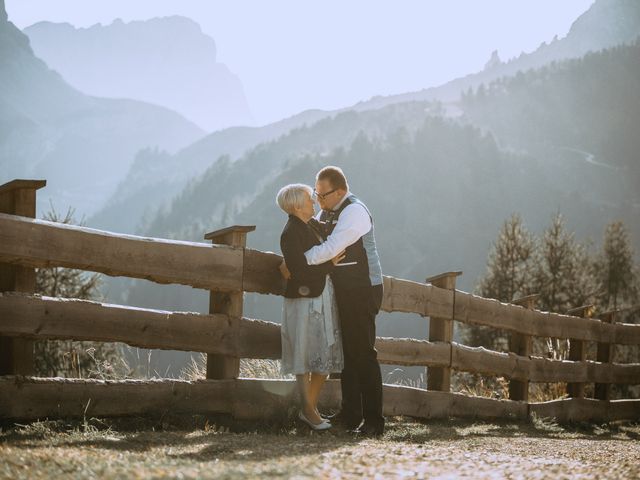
295, 191, 316, 222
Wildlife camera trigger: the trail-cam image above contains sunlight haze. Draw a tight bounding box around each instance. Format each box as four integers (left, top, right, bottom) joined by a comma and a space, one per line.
6, 0, 594, 125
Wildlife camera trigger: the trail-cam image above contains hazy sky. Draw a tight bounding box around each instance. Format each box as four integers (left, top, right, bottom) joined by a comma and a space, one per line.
7, 0, 595, 126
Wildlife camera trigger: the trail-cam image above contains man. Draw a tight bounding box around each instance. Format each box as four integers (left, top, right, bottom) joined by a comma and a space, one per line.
303, 165, 385, 436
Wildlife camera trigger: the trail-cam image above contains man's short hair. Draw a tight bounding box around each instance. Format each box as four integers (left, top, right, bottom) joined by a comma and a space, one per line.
316, 166, 348, 191
276, 183, 312, 214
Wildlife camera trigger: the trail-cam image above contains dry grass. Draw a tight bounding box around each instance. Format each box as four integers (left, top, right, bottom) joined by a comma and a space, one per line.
181, 353, 291, 381
2, 415, 639, 479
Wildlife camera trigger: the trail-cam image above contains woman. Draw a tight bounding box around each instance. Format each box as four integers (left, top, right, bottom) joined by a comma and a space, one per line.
276, 183, 344, 431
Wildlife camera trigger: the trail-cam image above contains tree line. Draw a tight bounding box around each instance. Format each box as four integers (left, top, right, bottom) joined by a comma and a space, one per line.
464, 213, 639, 399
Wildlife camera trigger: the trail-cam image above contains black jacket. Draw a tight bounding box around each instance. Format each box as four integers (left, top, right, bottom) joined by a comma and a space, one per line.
280, 215, 333, 298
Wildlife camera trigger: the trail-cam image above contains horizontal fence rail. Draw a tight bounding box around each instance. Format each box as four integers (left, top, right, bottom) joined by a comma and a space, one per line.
0, 377, 525, 421
0, 293, 280, 358
1, 377, 638, 423
2, 293, 639, 385
454, 291, 640, 345
0, 213, 245, 292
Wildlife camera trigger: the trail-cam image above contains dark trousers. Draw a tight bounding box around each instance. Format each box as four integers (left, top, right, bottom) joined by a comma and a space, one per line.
334, 283, 384, 429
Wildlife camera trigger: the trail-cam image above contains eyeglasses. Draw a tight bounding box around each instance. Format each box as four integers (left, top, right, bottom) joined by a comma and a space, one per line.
312, 188, 337, 200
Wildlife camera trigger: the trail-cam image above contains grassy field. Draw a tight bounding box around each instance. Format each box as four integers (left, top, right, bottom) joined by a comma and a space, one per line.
1, 414, 639, 479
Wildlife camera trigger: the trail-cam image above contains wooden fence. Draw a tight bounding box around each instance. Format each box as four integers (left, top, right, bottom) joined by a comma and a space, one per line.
1, 179, 639, 423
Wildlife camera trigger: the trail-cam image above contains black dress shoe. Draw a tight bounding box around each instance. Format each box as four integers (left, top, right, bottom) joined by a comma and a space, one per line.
357, 423, 384, 438
331, 413, 362, 432
329, 412, 362, 430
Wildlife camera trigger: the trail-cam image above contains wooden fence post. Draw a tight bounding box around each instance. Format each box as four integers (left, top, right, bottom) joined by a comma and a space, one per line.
0, 179, 46, 376
204, 225, 255, 379
595, 309, 616, 401
566, 304, 595, 399
425, 271, 462, 392
509, 294, 538, 401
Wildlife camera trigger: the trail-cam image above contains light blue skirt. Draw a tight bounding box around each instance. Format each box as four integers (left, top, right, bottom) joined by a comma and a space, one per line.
281, 276, 344, 375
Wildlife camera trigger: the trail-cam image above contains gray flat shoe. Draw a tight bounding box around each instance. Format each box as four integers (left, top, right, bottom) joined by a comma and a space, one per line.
298, 411, 332, 431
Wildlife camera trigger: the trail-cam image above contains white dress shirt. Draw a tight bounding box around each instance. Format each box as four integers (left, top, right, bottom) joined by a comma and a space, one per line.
304, 192, 372, 265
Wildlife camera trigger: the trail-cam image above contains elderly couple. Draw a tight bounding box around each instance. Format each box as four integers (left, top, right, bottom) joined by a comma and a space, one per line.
276, 165, 384, 436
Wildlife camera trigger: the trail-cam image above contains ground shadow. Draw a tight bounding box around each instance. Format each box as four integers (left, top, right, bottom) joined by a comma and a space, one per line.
2, 413, 639, 462
382, 416, 640, 444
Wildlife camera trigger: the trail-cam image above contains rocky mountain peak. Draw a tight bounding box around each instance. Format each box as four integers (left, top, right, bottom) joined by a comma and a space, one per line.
23, 15, 252, 132
484, 50, 502, 70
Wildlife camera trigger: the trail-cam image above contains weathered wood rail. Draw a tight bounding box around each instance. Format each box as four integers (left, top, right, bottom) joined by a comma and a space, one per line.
2, 376, 636, 423
1, 179, 639, 423
2, 293, 639, 385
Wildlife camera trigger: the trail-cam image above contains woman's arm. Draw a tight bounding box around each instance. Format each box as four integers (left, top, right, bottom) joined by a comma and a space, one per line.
281, 228, 333, 280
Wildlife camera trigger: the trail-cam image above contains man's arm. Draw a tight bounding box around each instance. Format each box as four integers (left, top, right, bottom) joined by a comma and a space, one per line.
304, 204, 371, 265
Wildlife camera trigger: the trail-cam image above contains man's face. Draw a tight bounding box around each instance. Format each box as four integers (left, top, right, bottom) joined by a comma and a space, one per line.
314, 178, 345, 211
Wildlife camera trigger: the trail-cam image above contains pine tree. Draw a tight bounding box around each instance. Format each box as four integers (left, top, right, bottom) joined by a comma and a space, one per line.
466, 214, 536, 351
533, 213, 598, 311
593, 221, 640, 399
478, 213, 536, 302
471, 214, 639, 399
593, 221, 638, 311
532, 213, 596, 359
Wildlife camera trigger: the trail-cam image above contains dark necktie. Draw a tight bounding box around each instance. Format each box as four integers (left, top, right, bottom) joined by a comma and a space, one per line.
322, 210, 336, 236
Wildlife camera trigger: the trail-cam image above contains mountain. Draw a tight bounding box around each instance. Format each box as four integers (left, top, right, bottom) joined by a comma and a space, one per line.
351, 0, 640, 110
89, 0, 640, 237
146, 103, 452, 239
24, 16, 253, 132
460, 41, 640, 194
0, 1, 204, 215
88, 108, 332, 233
90, 104, 444, 234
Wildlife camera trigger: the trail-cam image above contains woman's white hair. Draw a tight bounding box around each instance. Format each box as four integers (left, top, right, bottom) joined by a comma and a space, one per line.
276, 183, 313, 214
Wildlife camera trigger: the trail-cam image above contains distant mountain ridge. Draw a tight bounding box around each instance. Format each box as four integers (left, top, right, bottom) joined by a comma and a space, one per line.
351, 0, 640, 110
461, 41, 640, 176
90, 0, 640, 235
88, 108, 333, 233
24, 16, 253, 132
0, 0, 204, 215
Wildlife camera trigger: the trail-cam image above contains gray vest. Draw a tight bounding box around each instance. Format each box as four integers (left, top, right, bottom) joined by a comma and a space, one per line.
319, 194, 383, 289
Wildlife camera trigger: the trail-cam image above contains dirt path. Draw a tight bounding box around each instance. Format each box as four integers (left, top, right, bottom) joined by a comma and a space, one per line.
1, 417, 639, 479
